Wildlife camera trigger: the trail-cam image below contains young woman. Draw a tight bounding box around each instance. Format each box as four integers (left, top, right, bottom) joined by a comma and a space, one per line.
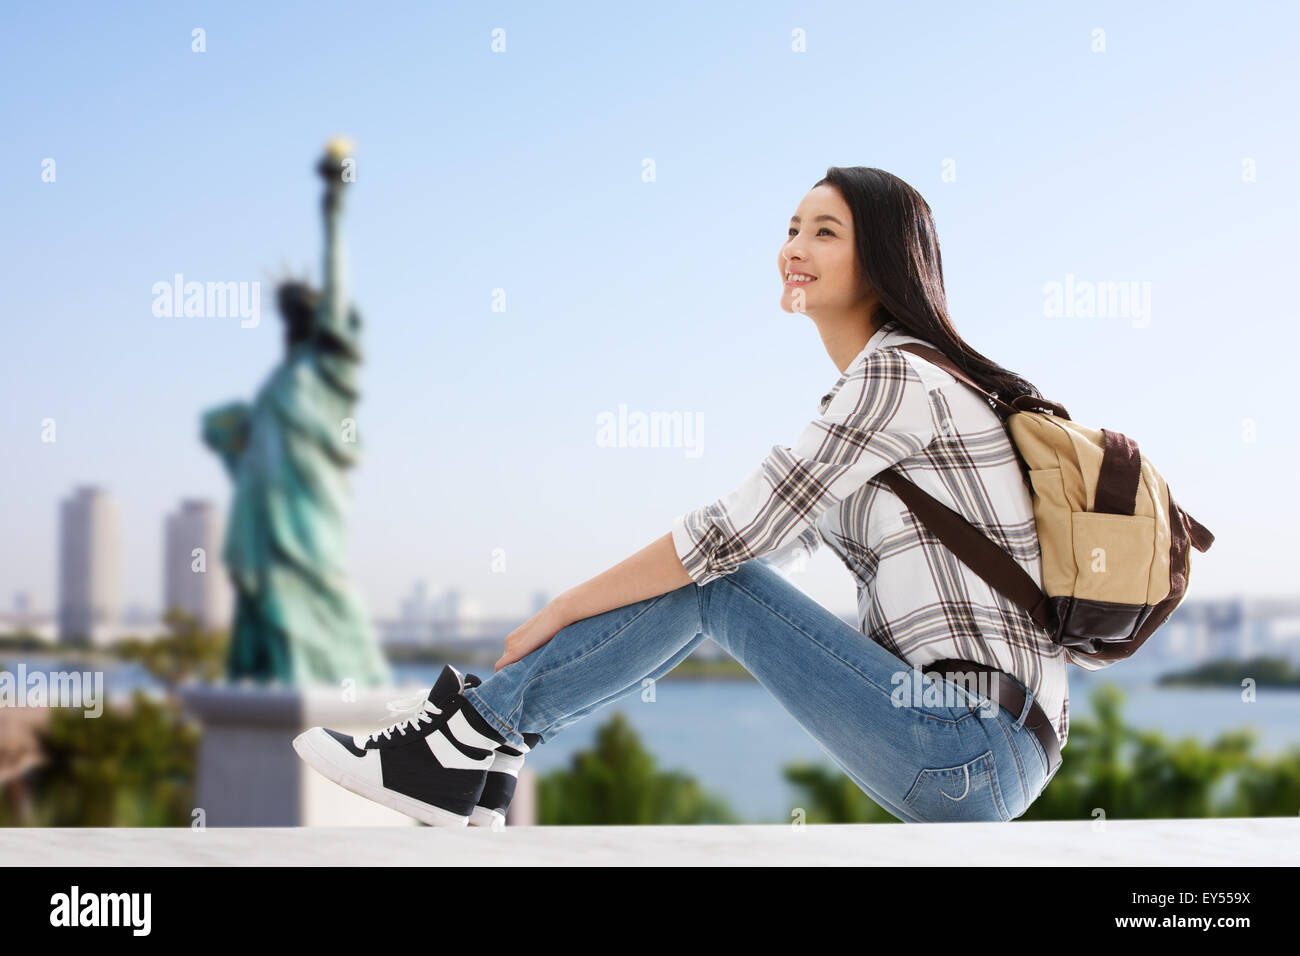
297, 166, 1065, 826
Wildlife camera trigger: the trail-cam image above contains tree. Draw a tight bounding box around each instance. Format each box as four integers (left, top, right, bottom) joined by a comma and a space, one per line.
537, 712, 738, 824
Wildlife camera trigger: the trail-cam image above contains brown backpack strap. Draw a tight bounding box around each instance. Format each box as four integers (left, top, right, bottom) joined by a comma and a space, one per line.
875, 468, 1055, 630
890, 343, 1071, 421
1095, 429, 1143, 515
877, 342, 1067, 631
1176, 502, 1215, 553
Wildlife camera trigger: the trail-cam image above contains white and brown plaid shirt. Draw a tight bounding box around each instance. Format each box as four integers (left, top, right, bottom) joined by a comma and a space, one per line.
672, 319, 1099, 750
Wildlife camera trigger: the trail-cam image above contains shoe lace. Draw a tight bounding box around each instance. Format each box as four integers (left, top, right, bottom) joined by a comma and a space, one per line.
365, 694, 439, 744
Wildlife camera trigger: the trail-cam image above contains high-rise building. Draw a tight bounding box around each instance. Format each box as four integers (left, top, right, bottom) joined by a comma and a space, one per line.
399, 579, 430, 622
163, 498, 232, 632
432, 587, 462, 621
58, 485, 122, 646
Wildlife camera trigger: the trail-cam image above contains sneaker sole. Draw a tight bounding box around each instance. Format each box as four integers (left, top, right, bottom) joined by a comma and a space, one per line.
468, 805, 506, 829
292, 729, 471, 828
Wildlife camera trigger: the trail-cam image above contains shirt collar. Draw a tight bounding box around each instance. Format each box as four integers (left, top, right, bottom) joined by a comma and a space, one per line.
845, 319, 899, 372
818, 319, 900, 413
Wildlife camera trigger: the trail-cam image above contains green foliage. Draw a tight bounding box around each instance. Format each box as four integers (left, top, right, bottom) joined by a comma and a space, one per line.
1158, 655, 1300, 688
111, 607, 228, 694
1024, 684, 1258, 820
0, 608, 218, 827
660, 656, 749, 679
536, 711, 739, 824
0, 631, 54, 652
782, 682, 1300, 823
17, 690, 198, 827
1227, 748, 1300, 815
782, 762, 900, 823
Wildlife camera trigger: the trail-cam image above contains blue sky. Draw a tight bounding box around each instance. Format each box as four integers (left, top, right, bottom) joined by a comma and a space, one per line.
2, 1, 1296, 620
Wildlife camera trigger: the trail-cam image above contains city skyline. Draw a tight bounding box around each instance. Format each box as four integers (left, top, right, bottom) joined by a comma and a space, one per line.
16, 479, 1300, 670
8, 484, 562, 635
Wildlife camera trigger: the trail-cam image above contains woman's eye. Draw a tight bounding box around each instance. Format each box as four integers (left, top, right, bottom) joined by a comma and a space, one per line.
787, 227, 835, 237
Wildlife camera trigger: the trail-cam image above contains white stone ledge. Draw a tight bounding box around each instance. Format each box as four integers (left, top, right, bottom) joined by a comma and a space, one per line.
2, 818, 1296, 866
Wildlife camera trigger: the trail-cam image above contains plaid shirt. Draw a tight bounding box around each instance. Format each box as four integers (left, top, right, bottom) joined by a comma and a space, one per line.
672, 319, 1095, 750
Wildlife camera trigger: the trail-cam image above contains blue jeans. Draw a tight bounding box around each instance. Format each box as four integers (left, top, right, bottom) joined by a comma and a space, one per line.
462, 559, 1055, 822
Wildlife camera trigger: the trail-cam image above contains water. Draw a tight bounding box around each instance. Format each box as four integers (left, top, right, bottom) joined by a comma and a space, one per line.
5, 655, 1297, 823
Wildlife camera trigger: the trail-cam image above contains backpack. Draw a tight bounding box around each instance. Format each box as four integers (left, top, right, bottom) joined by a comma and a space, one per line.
875, 342, 1215, 667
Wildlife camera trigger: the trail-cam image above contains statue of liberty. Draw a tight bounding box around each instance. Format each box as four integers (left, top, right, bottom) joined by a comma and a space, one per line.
200, 139, 392, 687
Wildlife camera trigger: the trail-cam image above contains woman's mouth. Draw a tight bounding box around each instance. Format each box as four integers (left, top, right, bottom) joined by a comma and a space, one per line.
785, 272, 818, 287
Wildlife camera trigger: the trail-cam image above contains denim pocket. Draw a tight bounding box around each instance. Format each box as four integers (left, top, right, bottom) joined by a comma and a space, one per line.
902, 750, 1011, 822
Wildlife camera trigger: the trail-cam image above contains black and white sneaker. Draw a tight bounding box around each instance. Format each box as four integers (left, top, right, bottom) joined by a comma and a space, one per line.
468, 731, 541, 829
293, 664, 508, 827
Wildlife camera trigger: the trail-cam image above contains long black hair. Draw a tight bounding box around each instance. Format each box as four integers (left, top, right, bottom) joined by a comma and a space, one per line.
813, 166, 1042, 403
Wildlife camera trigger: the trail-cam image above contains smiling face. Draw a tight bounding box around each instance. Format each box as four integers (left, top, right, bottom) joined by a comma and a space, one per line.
778, 183, 867, 317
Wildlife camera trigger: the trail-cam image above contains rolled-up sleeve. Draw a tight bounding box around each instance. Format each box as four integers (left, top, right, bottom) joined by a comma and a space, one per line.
756, 523, 824, 575
671, 348, 935, 585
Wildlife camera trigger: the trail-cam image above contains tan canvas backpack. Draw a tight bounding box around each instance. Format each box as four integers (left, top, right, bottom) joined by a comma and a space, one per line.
876, 342, 1215, 667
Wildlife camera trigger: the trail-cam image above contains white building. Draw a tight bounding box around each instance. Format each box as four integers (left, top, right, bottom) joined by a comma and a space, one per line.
57, 485, 122, 646
163, 499, 232, 633
399, 579, 430, 623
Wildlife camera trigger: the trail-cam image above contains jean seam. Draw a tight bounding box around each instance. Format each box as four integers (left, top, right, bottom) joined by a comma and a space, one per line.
1011, 675, 1033, 730
536, 592, 676, 677
992, 711, 1030, 806
461, 686, 524, 746
1025, 722, 1050, 777
726, 574, 887, 694
467, 592, 685, 744
832, 753, 924, 823
725, 571, 970, 728
985, 750, 1012, 822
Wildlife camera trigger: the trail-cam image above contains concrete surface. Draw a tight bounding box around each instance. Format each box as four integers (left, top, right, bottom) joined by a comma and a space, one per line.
1, 817, 1295, 866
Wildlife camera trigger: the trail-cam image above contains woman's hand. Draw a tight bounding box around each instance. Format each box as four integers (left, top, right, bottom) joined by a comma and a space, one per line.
490, 533, 693, 672
494, 599, 572, 672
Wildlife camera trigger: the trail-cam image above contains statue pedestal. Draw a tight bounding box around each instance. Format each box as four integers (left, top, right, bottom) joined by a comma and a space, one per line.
179, 681, 425, 827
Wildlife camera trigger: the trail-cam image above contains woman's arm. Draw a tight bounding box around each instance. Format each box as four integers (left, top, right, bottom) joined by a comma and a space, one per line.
555, 532, 692, 624
494, 533, 692, 671
495, 348, 934, 671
